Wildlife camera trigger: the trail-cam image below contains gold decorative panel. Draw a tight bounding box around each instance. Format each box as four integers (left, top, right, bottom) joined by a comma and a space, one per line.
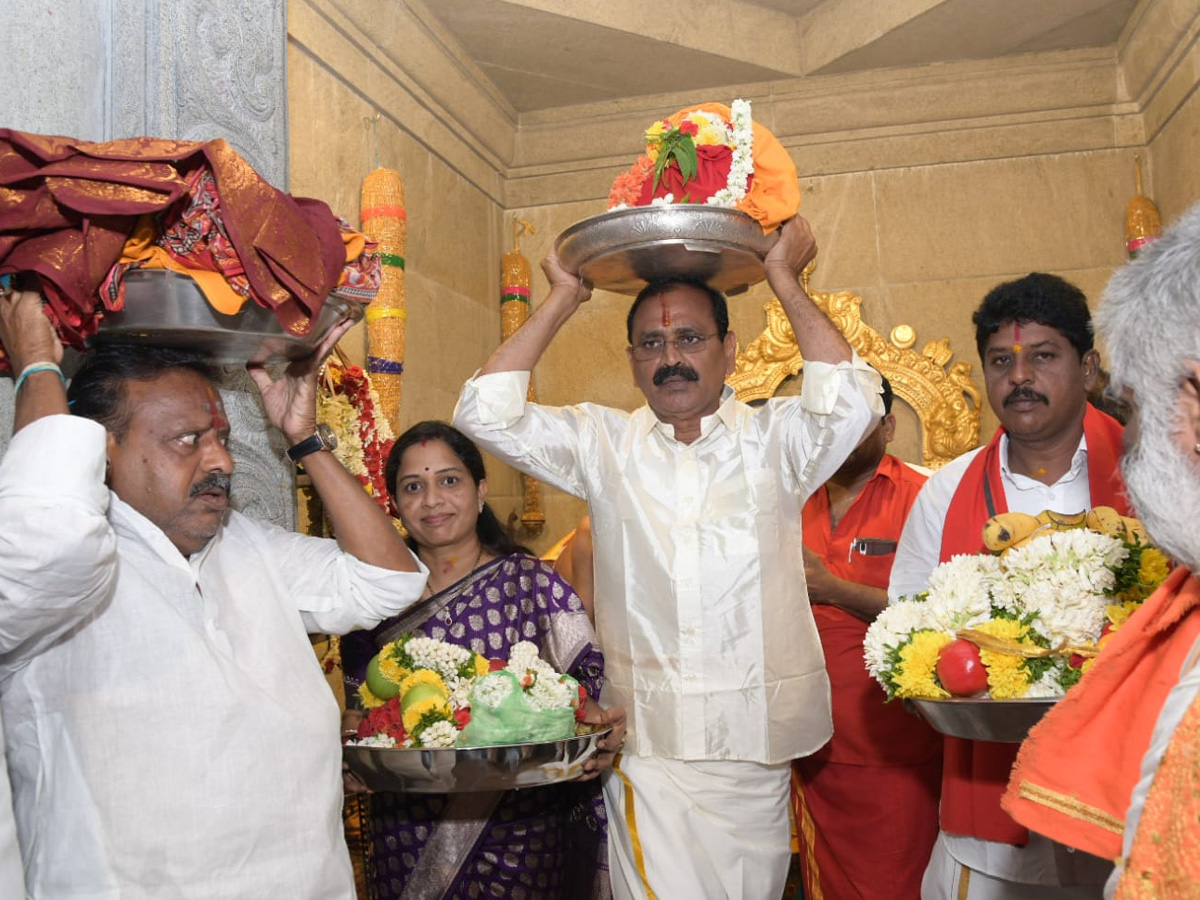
730, 285, 981, 469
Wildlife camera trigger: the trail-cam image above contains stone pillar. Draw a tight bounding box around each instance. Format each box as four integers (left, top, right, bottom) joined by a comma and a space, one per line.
0, 0, 295, 530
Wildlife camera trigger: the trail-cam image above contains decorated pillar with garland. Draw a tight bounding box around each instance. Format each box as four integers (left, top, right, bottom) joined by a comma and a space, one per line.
360, 167, 406, 431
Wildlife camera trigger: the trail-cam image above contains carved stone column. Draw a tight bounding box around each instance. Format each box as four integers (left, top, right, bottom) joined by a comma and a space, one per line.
0, 0, 294, 529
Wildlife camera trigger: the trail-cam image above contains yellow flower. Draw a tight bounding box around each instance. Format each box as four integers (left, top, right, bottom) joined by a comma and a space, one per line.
401, 695, 453, 733
687, 112, 730, 147
1138, 548, 1170, 590
378, 655, 410, 686
357, 683, 386, 710
399, 669, 448, 697
893, 631, 952, 699
973, 618, 1033, 699
1106, 600, 1142, 630
473, 654, 491, 678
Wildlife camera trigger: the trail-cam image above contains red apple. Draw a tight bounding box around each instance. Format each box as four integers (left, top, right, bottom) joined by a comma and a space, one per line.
936, 639, 989, 696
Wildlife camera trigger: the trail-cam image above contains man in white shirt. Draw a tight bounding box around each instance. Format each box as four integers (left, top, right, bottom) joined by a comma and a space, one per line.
453, 216, 881, 900
890, 273, 1124, 899
999, 200, 1200, 899
0, 286, 427, 899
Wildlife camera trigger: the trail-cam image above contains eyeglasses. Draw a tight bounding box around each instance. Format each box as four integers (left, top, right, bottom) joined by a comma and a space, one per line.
629, 333, 718, 362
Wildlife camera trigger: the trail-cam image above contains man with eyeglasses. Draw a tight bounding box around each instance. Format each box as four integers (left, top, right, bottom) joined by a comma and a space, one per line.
454, 215, 881, 900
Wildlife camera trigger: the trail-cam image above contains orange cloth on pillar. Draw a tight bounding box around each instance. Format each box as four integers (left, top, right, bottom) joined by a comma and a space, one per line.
793, 453, 942, 900
938, 404, 1130, 847
1002, 566, 1200, 864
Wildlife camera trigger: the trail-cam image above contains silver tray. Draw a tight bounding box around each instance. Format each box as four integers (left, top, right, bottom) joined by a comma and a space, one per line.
911, 698, 1058, 743
555, 206, 778, 296
343, 727, 611, 793
90, 269, 363, 364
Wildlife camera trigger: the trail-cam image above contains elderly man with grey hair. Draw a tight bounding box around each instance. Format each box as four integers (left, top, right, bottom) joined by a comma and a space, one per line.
999, 201, 1200, 900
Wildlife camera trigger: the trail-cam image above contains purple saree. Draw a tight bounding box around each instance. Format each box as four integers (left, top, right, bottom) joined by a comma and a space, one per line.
342, 553, 609, 900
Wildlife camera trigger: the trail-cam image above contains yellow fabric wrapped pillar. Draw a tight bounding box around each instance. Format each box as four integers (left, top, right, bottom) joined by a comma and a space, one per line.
361, 167, 406, 432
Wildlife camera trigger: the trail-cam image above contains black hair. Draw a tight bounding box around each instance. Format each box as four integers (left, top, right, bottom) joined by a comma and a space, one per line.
879, 374, 894, 416
972, 272, 1094, 361
626, 276, 730, 343
386, 420, 529, 556
68, 344, 219, 440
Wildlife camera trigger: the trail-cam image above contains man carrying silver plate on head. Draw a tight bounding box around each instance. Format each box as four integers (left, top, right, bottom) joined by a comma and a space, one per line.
0, 131, 430, 899
454, 99, 883, 900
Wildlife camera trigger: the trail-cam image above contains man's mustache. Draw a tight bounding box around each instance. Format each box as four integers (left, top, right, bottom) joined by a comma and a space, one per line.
1004, 387, 1049, 407
653, 363, 700, 386
190, 473, 232, 498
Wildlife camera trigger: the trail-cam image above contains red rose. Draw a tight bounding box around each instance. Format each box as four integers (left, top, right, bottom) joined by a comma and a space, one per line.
454, 707, 472, 728
488, 658, 506, 671
678, 120, 699, 136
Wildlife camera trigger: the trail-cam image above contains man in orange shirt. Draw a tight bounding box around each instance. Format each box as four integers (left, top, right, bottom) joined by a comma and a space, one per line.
795, 376, 942, 900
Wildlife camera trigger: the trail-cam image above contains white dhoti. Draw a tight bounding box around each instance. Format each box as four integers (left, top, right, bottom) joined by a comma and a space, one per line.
602, 754, 791, 900
922, 833, 1108, 900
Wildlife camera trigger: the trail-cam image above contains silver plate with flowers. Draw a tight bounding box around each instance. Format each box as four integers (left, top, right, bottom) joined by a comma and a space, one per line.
343, 727, 612, 793
555, 206, 778, 296
910, 698, 1058, 743
90, 269, 363, 365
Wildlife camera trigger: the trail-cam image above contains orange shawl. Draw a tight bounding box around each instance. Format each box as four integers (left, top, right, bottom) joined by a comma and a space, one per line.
1002, 567, 1200, 861
938, 403, 1129, 845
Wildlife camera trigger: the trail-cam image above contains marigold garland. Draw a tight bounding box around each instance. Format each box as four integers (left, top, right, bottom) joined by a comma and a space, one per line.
317, 360, 396, 512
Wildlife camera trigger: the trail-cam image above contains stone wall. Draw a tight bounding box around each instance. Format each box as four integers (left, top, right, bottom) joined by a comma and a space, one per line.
288, 0, 1200, 552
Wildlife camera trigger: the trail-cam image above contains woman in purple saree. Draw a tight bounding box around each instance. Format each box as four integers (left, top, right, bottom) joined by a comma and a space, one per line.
343, 421, 614, 900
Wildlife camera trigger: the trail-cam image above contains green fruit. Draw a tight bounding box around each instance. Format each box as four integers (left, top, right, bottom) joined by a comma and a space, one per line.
365, 653, 401, 700
400, 682, 444, 712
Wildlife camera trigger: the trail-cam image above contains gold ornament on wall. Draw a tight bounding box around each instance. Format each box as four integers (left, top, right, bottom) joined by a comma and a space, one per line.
501, 218, 545, 537
1124, 154, 1162, 260
730, 274, 981, 468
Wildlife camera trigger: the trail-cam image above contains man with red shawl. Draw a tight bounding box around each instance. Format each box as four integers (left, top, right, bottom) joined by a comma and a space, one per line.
890, 273, 1129, 900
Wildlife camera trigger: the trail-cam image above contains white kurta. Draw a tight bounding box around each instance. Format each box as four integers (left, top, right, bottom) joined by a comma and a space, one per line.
0, 415, 427, 899
888, 432, 1113, 896
0, 415, 118, 900
453, 361, 879, 763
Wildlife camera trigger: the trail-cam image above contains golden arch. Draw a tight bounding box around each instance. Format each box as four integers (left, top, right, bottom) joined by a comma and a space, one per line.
731, 279, 981, 469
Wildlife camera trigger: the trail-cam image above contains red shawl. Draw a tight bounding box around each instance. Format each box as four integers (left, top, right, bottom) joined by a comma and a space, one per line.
938, 403, 1129, 845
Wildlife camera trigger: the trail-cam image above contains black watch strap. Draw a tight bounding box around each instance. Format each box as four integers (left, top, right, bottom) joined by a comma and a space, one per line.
286, 433, 325, 463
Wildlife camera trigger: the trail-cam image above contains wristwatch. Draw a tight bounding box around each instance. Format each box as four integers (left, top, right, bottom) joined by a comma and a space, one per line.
286, 423, 338, 463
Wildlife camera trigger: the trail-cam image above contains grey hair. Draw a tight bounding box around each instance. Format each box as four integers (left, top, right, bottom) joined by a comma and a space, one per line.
1097, 200, 1200, 567
1098, 201, 1200, 406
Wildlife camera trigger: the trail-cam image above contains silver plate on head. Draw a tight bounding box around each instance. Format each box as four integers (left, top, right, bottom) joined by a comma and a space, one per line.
343, 727, 611, 793
90, 269, 363, 364
555, 206, 778, 296
911, 698, 1058, 743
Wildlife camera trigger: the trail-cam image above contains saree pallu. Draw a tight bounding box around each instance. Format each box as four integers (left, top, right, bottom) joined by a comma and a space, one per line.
342, 553, 609, 900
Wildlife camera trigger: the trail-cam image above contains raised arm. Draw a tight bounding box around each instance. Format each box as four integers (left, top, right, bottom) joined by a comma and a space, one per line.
479, 251, 593, 374
247, 321, 418, 572
763, 216, 853, 365
0, 288, 67, 432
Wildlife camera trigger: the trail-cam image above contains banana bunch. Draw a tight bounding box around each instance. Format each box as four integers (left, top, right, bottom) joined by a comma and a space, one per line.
982, 506, 1146, 554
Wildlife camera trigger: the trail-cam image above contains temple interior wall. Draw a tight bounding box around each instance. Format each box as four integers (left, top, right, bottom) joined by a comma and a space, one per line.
290, 0, 1199, 551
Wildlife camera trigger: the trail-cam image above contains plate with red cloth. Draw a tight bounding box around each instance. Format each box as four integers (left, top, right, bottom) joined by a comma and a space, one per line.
89, 269, 362, 364
555, 206, 778, 296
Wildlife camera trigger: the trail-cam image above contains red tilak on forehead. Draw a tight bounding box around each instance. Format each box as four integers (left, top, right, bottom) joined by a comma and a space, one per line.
660, 295, 671, 328
205, 385, 228, 431
1013, 322, 1021, 343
